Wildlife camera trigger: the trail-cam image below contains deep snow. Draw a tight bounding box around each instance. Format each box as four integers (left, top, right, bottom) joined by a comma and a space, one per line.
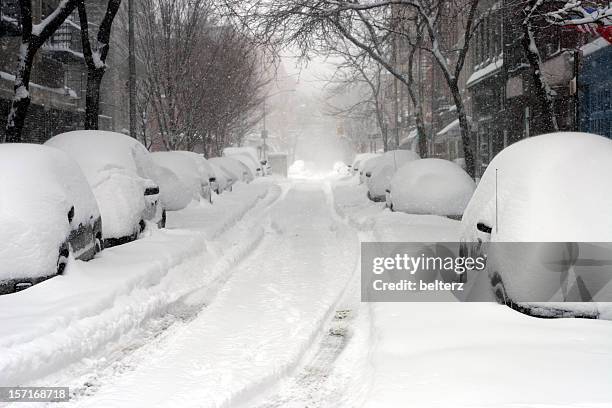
331, 174, 612, 408
0, 181, 277, 389
1, 173, 611, 408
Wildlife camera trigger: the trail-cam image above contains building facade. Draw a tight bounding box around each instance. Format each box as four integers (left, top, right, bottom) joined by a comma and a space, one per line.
0, 0, 128, 143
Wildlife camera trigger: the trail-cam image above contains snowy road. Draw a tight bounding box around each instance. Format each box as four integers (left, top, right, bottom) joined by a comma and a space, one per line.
2, 175, 612, 408
64, 180, 359, 408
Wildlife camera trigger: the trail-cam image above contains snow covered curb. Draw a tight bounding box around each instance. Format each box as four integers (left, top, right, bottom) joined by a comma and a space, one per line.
0, 182, 281, 387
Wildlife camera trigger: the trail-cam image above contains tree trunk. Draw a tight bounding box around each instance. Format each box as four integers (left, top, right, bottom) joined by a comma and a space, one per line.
84, 69, 105, 130
522, 23, 559, 134
405, 82, 427, 157
5, 48, 35, 143
449, 81, 475, 177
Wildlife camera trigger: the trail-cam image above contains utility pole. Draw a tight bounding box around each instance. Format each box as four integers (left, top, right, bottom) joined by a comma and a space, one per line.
128, 0, 137, 138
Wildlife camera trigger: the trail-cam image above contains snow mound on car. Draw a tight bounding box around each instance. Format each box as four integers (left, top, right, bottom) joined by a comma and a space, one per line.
352, 153, 379, 172
209, 157, 249, 183
151, 152, 203, 202
45, 131, 157, 240
390, 158, 475, 216
462, 132, 612, 242
0, 144, 99, 280
149, 165, 192, 211
367, 149, 420, 198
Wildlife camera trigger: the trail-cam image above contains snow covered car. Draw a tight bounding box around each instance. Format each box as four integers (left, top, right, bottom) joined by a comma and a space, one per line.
177, 151, 217, 197
387, 158, 475, 217
223, 147, 261, 178
351, 152, 378, 175
149, 165, 192, 211
365, 149, 420, 201
209, 156, 253, 183
0, 144, 102, 295
359, 155, 382, 184
151, 151, 212, 203
208, 161, 233, 192
45, 131, 165, 248
460, 132, 612, 318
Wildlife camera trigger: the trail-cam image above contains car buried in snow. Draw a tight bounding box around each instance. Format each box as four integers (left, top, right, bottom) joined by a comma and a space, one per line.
351, 152, 379, 176
365, 149, 420, 202
459, 132, 612, 318
45, 131, 165, 248
0, 144, 102, 295
387, 158, 475, 218
151, 151, 213, 204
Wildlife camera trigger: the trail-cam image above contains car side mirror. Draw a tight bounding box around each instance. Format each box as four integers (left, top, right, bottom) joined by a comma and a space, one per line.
477, 222, 492, 234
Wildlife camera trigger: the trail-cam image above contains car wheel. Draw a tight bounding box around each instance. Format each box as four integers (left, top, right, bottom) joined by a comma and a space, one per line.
159, 210, 167, 229
139, 219, 146, 233
94, 233, 103, 254
57, 242, 69, 275
490, 271, 510, 305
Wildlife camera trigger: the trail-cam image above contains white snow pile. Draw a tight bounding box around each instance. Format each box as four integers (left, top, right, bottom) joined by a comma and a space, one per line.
366, 149, 420, 199
150, 151, 203, 202
148, 165, 191, 211
45, 131, 158, 240
389, 158, 475, 216
0, 144, 99, 281
462, 132, 612, 242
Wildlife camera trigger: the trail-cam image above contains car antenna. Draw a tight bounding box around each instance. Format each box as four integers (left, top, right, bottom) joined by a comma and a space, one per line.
495, 168, 499, 233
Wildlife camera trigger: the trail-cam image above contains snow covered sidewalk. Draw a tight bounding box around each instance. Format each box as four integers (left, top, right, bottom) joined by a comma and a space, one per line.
0, 181, 278, 388
62, 180, 359, 407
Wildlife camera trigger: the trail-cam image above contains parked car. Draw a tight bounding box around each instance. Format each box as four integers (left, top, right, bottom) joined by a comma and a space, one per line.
177, 151, 217, 197
351, 153, 378, 175
0, 144, 102, 295
45, 131, 165, 248
459, 132, 612, 318
208, 161, 234, 192
223, 147, 261, 177
365, 149, 420, 201
209, 156, 253, 183
149, 164, 192, 211
359, 155, 382, 184
387, 158, 475, 217
151, 151, 211, 203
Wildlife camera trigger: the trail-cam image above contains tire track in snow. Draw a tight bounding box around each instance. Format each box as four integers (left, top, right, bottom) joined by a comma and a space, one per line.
63, 181, 360, 408
29, 183, 284, 404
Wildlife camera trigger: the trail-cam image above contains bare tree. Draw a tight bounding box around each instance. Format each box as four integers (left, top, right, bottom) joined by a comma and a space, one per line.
224, 0, 480, 176
4, 0, 79, 142
138, 0, 271, 153
520, 0, 559, 134
77, 0, 122, 130
323, 41, 390, 151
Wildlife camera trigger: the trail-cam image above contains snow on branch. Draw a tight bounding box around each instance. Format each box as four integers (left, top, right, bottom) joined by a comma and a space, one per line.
546, 1, 612, 26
